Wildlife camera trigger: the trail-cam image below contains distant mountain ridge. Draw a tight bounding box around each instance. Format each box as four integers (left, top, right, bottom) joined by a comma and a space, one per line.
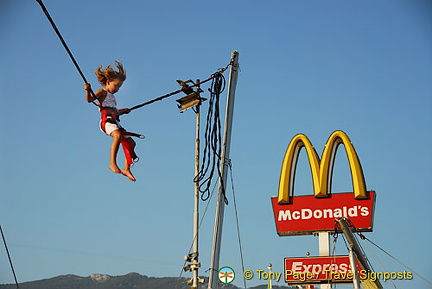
0, 272, 292, 289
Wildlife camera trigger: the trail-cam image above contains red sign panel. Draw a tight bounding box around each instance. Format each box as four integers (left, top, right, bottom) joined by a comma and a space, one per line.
285, 256, 358, 285
271, 191, 376, 236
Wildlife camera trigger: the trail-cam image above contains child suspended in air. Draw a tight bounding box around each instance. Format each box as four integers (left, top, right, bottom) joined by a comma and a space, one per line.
84, 60, 142, 182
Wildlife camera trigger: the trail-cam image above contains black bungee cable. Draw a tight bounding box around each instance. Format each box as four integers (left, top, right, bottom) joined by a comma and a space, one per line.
35, 0, 98, 105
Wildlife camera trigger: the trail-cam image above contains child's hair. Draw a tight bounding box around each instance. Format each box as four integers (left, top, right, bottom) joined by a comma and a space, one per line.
95, 60, 126, 86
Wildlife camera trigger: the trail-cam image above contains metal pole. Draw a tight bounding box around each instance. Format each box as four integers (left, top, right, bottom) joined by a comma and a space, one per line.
348, 248, 361, 289
190, 80, 202, 289
336, 218, 370, 271
268, 264, 273, 289
318, 232, 332, 289
336, 217, 383, 289
208, 50, 240, 289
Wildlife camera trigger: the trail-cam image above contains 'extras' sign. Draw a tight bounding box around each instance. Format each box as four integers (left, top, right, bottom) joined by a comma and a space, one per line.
271, 131, 376, 236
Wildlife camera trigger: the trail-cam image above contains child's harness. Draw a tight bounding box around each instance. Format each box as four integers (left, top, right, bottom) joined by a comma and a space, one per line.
100, 106, 144, 166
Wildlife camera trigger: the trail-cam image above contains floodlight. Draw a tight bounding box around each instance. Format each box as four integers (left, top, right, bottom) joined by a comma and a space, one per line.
175, 79, 206, 112
176, 92, 202, 112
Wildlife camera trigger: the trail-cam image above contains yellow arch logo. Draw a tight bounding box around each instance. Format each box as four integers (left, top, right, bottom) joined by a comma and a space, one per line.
278, 130, 367, 204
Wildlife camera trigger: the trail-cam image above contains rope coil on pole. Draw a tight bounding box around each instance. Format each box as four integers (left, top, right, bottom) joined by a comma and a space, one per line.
193, 72, 228, 203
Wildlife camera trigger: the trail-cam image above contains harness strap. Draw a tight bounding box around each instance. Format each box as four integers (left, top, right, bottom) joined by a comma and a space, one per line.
99, 107, 144, 165
100, 107, 119, 126
121, 134, 138, 166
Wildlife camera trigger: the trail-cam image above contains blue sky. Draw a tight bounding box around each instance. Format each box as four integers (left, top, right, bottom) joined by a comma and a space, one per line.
1, 0, 431, 288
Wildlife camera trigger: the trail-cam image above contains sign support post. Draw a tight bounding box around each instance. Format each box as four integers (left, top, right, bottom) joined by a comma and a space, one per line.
318, 232, 332, 289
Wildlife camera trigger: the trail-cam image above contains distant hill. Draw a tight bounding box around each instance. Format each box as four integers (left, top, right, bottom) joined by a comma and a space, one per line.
0, 273, 293, 289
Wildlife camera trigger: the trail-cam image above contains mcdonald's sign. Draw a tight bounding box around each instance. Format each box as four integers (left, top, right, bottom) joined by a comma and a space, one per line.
271, 131, 376, 236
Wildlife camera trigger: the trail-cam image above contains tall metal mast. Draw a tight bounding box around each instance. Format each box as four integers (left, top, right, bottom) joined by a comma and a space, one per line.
336, 217, 382, 289
178, 79, 205, 289
190, 82, 203, 289
208, 50, 240, 289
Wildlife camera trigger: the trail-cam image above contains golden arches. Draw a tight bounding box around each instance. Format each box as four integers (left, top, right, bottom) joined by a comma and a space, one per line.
278, 130, 367, 204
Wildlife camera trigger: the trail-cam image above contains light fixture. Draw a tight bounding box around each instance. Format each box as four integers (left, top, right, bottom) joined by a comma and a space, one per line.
176, 79, 206, 112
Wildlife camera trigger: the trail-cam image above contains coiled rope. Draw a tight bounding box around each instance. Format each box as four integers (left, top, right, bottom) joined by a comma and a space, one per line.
193, 72, 228, 204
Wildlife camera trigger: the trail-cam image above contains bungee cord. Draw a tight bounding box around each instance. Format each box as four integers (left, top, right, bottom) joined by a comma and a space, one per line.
35, 0, 98, 106
129, 65, 231, 112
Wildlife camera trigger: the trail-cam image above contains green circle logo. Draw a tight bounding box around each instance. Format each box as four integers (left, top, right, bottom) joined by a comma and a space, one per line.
218, 266, 235, 284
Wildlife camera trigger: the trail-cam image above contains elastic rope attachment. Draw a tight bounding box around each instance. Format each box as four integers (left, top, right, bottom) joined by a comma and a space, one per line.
35, 0, 99, 106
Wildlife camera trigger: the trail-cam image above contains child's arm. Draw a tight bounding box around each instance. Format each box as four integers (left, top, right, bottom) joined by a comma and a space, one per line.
84, 83, 106, 104
118, 108, 131, 115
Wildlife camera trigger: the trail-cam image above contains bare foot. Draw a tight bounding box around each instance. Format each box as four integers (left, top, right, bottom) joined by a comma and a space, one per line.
121, 169, 136, 182
109, 163, 122, 174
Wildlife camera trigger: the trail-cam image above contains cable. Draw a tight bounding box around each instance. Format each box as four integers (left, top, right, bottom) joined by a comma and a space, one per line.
361, 238, 397, 289
129, 69, 227, 112
360, 234, 432, 286
353, 233, 376, 275
35, 0, 98, 106
1, 224, 19, 288
347, 221, 432, 286
227, 159, 247, 288
175, 181, 218, 289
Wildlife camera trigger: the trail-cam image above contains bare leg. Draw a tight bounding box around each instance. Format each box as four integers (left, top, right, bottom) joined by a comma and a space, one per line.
108, 130, 122, 174
121, 137, 136, 182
